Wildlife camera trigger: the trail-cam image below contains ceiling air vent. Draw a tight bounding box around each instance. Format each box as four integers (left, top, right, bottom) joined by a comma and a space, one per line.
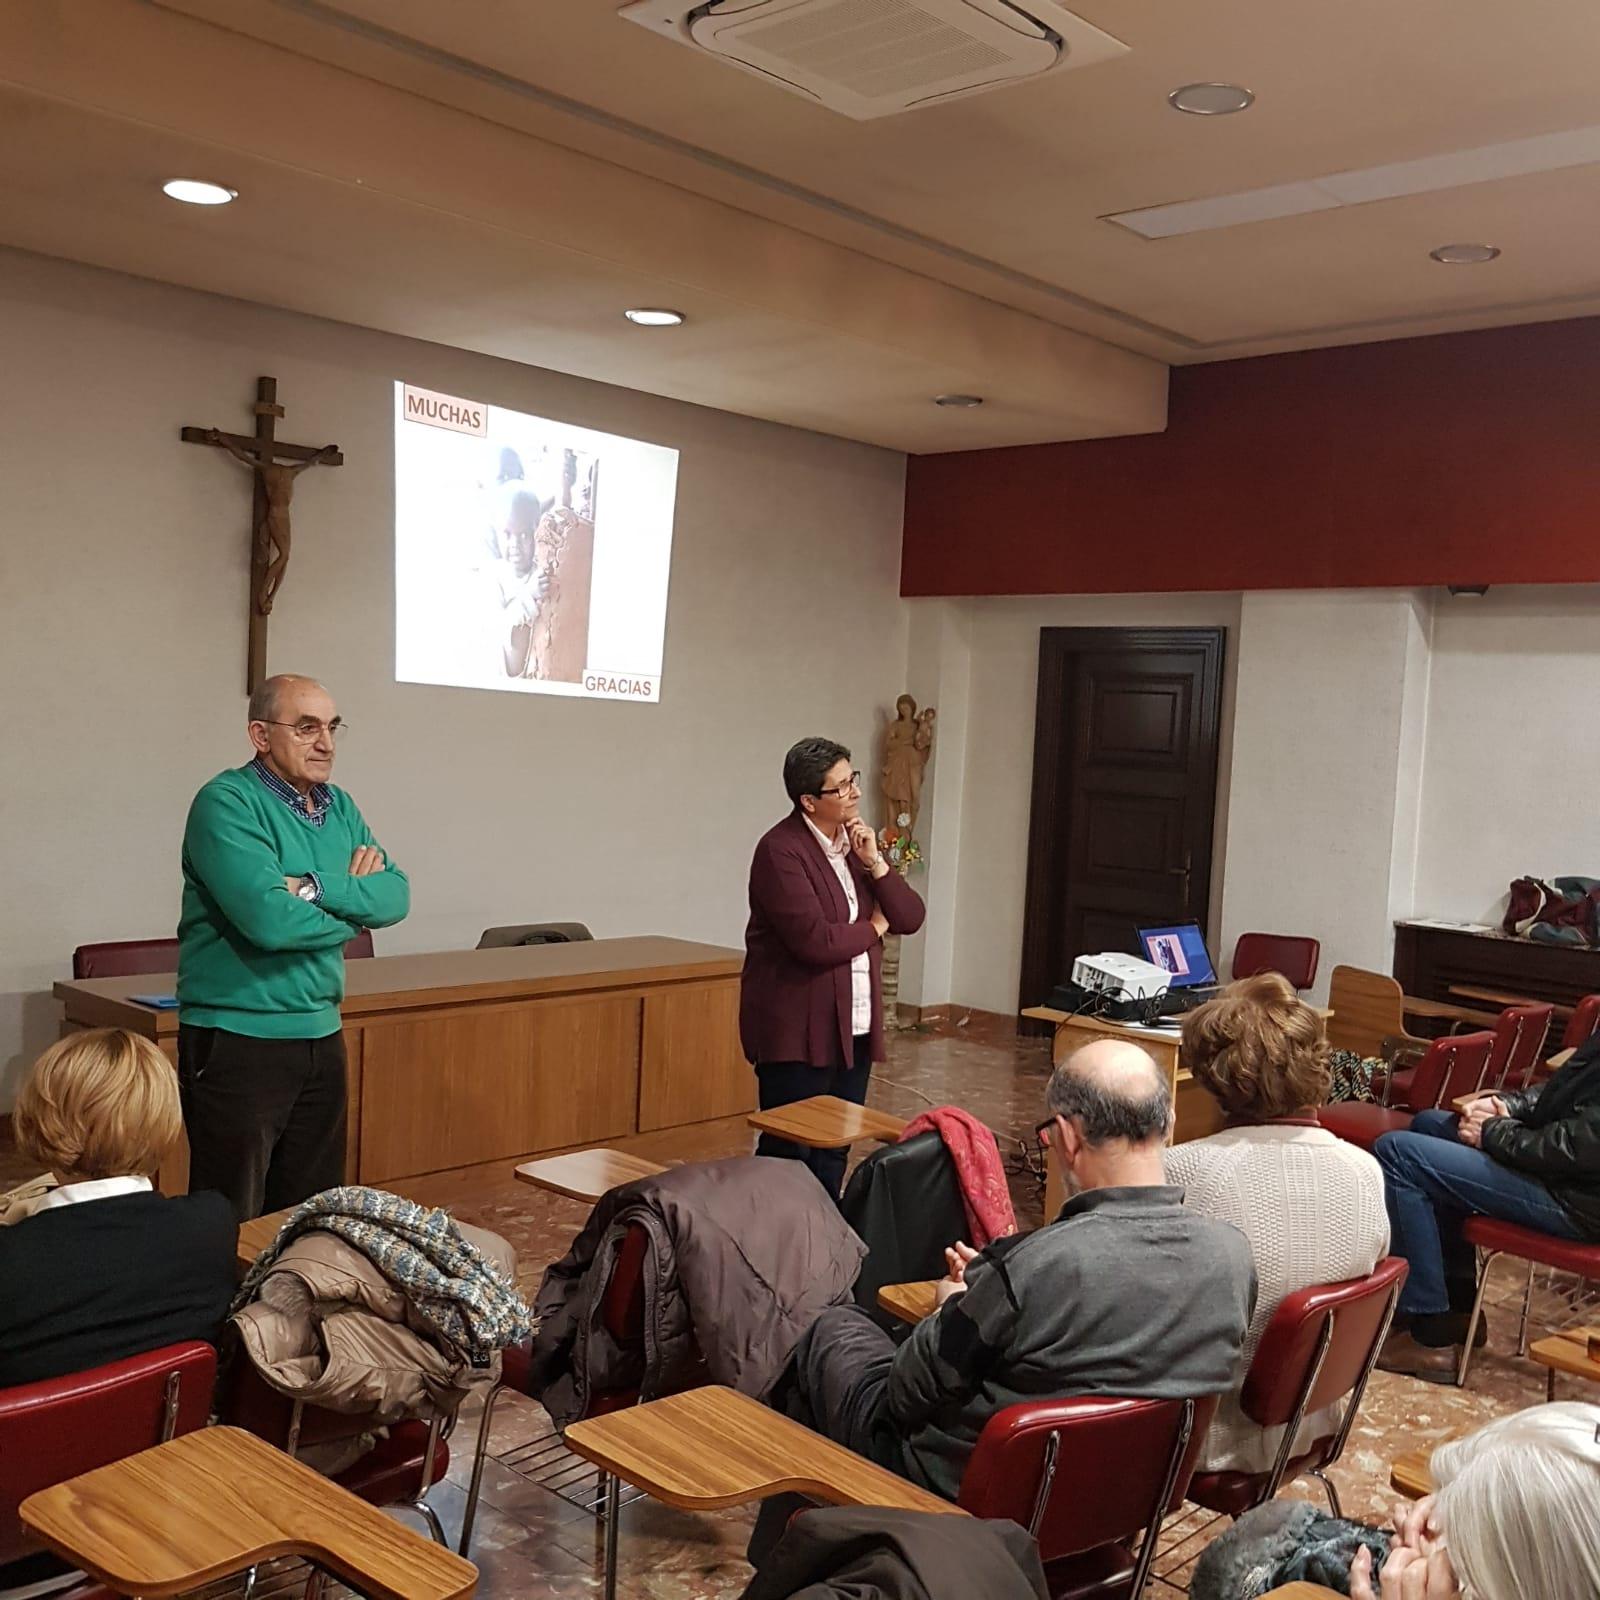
619, 0, 1128, 120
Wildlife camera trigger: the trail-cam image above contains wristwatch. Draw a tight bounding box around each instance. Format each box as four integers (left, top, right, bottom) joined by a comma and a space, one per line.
296, 879, 319, 902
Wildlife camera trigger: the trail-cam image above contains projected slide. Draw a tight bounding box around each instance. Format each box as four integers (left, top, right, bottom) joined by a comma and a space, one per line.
394, 383, 679, 701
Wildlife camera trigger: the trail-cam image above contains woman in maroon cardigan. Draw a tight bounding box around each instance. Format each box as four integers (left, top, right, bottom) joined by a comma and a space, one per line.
740, 737, 926, 1199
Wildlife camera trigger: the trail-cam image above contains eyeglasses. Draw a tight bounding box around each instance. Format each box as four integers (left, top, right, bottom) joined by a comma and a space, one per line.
816, 771, 862, 798
1034, 1116, 1058, 1148
256, 718, 347, 742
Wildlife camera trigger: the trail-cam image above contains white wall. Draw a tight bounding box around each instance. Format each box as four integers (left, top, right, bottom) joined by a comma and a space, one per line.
1217, 591, 1432, 1001
1414, 585, 1600, 925
929, 592, 1242, 1017
0, 248, 907, 1103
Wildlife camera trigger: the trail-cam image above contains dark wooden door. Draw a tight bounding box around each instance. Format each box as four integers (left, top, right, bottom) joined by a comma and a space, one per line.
1019, 628, 1225, 1012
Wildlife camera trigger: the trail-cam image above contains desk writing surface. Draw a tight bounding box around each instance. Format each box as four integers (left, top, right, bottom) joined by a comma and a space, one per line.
54, 937, 743, 1035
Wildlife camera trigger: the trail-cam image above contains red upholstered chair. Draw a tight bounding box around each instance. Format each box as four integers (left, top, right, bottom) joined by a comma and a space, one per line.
75, 932, 372, 978
958, 1394, 1218, 1600
1478, 1004, 1554, 1094
218, 1357, 457, 1546
1456, 1220, 1600, 1387
1230, 934, 1321, 993
72, 937, 179, 980
1187, 1256, 1408, 1520
0, 1341, 217, 1569
1561, 994, 1600, 1052
1318, 1032, 1495, 1152
474, 1224, 707, 1552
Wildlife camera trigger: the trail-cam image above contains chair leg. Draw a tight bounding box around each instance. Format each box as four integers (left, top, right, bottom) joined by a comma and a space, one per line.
1516, 1259, 1536, 1357
458, 1382, 505, 1555
602, 1473, 621, 1600
1456, 1250, 1499, 1387
1308, 1468, 1343, 1520
411, 1497, 449, 1547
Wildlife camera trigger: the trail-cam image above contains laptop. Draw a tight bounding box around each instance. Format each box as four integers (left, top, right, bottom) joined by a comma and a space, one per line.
1135, 922, 1221, 1015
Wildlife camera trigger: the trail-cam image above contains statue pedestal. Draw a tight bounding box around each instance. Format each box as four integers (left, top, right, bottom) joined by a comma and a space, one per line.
882, 932, 904, 1030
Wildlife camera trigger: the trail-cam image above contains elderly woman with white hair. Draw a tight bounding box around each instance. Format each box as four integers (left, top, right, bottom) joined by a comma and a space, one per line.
1351, 1401, 1600, 1600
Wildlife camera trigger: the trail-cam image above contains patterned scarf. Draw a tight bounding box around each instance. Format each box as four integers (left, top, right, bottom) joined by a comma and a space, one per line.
233, 1185, 531, 1363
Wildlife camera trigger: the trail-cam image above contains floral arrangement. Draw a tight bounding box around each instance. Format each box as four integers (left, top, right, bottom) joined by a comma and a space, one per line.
880, 813, 924, 874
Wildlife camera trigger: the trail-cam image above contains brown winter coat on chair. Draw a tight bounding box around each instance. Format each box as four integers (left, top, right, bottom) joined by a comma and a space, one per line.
529, 1157, 867, 1428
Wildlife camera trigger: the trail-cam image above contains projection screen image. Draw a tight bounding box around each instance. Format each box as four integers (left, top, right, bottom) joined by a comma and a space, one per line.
394, 383, 679, 701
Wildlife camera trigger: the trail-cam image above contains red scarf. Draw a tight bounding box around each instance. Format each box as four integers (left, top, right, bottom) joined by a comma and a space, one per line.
899, 1106, 1017, 1247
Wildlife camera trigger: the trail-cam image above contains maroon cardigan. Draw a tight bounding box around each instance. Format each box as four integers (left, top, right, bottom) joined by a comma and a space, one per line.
740, 811, 927, 1069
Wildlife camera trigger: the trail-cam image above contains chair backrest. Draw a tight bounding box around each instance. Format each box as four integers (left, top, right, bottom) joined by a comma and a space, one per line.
960, 1393, 1218, 1595
601, 1223, 650, 1342
73, 937, 179, 980
1324, 966, 1405, 1058
840, 1132, 968, 1318
1483, 1004, 1554, 1092
1403, 1031, 1495, 1110
1562, 994, 1600, 1052
0, 1341, 216, 1563
476, 922, 595, 949
1240, 1257, 1407, 1476
1231, 933, 1321, 992
76, 933, 371, 977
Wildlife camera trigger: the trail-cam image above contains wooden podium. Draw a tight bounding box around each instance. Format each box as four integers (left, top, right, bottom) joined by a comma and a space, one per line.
55, 937, 750, 1191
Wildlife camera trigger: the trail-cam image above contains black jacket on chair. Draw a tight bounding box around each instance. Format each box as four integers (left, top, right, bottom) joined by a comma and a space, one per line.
839, 1132, 968, 1325
1485, 1035, 1600, 1239
741, 1506, 1048, 1600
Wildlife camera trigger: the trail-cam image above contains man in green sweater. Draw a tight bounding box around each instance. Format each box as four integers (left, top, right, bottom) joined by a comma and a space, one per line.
178, 674, 409, 1219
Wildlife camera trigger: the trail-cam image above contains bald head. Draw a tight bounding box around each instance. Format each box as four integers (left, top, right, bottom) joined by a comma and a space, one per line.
1046, 1039, 1171, 1147
248, 674, 325, 725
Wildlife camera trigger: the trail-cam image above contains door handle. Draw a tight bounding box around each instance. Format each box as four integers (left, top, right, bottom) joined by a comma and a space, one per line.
1164, 852, 1192, 903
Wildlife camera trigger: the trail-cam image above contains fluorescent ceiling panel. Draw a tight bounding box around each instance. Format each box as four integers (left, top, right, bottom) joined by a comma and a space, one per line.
1106, 122, 1600, 240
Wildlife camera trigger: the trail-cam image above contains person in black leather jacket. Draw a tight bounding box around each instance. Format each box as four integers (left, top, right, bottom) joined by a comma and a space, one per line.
1374, 1034, 1600, 1379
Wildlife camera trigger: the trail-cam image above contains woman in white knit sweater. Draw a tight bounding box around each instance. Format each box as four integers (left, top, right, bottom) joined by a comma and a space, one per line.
1164, 972, 1389, 1476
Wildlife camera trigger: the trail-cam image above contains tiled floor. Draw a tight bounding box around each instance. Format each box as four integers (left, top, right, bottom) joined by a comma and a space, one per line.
7, 1020, 1585, 1598
389, 1020, 1574, 1598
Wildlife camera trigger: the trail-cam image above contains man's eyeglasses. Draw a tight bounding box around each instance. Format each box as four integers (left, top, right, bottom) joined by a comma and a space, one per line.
816, 771, 862, 798
256, 718, 347, 742
1033, 1116, 1058, 1149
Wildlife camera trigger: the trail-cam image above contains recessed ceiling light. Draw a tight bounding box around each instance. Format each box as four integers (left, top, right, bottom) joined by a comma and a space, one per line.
1430, 242, 1501, 264
162, 178, 238, 206
934, 394, 983, 408
1168, 83, 1255, 116
623, 308, 685, 327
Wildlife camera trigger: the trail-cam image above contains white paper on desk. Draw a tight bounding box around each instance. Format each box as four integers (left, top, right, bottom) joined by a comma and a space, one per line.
1405, 919, 1495, 933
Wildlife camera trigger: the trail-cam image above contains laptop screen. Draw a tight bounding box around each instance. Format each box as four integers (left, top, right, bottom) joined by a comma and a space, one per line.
1136, 923, 1217, 988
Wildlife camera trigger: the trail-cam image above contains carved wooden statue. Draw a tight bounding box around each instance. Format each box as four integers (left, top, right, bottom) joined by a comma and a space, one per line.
881, 693, 937, 838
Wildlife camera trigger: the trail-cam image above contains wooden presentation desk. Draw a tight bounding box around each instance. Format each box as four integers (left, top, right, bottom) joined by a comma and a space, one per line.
55, 937, 751, 1190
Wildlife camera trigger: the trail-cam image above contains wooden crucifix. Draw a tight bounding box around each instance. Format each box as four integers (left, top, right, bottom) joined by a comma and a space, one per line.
182, 376, 342, 694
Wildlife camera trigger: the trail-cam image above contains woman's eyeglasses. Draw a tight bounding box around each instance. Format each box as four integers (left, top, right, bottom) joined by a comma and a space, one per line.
815, 771, 862, 798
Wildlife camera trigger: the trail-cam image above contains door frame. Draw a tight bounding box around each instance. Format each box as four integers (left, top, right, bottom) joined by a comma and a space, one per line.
1017, 626, 1226, 1021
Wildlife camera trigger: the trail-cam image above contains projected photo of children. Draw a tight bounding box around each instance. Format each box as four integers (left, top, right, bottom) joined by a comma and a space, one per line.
485, 448, 597, 683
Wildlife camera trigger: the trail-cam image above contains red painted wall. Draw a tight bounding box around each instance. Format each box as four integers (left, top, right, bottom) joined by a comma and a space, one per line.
901, 316, 1600, 596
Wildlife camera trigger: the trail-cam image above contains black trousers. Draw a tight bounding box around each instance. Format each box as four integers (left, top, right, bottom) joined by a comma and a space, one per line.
750, 1303, 906, 1565
755, 1034, 872, 1201
178, 1025, 347, 1222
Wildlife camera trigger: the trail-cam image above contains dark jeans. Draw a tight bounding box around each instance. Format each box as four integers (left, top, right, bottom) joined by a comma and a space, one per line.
751, 1303, 907, 1564
178, 1025, 348, 1222
755, 1034, 872, 1201
1375, 1108, 1582, 1318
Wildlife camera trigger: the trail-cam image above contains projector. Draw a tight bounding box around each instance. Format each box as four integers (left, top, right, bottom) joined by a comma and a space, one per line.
1071, 953, 1172, 1002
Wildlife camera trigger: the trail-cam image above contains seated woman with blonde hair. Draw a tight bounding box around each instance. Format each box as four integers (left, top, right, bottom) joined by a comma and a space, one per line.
1164, 971, 1388, 1474
0, 1028, 236, 1389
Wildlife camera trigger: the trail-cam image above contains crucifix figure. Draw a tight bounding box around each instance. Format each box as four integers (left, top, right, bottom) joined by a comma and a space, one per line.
182, 376, 343, 694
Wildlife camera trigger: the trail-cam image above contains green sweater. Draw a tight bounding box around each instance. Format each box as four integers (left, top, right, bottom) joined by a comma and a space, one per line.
178, 764, 410, 1038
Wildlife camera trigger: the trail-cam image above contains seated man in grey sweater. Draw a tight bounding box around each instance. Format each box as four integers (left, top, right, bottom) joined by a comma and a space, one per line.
784, 1038, 1258, 1501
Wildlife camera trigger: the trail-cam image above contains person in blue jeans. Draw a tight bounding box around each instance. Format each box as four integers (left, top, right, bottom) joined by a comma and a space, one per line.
1374, 1033, 1600, 1380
